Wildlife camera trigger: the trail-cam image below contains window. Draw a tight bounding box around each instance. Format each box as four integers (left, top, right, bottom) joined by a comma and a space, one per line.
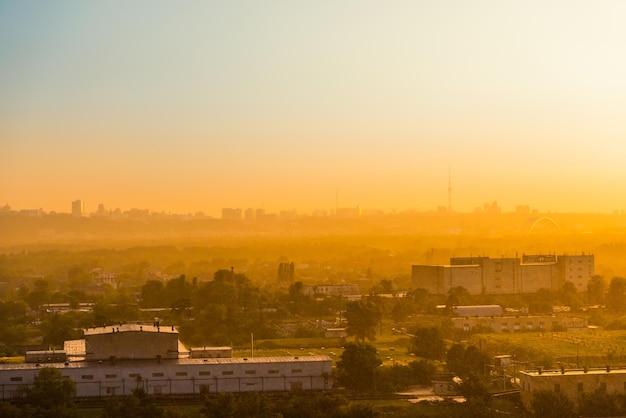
105, 374, 117, 379
245, 370, 256, 375
268, 369, 279, 374
292, 369, 302, 373
176, 372, 187, 377
82, 375, 94, 380
222, 371, 233, 375
199, 371, 211, 376
152, 372, 164, 377
10, 377, 22, 382
129, 373, 141, 378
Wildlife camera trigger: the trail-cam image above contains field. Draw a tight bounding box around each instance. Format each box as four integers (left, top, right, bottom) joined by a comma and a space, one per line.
470, 329, 626, 369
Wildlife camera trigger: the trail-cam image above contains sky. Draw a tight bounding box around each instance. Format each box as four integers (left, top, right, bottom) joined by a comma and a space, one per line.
1, 1, 626, 216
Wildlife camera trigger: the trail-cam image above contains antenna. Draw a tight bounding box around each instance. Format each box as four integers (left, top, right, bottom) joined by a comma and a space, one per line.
448, 164, 452, 213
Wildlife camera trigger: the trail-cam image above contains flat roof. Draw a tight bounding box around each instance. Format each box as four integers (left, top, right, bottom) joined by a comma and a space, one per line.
522, 367, 626, 377
190, 346, 231, 351
0, 355, 332, 371
83, 323, 178, 336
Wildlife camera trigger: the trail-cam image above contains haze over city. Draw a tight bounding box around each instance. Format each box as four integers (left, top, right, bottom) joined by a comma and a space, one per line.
2, 1, 626, 216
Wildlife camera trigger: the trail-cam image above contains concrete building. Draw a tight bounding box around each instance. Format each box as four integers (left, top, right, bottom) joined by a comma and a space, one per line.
221, 208, 242, 221
71, 199, 84, 217
190, 347, 232, 359
83, 324, 180, 361
519, 366, 626, 413
302, 284, 360, 297
2, 323, 332, 399
451, 314, 587, 333
453, 305, 503, 317
412, 254, 594, 295
0, 356, 332, 399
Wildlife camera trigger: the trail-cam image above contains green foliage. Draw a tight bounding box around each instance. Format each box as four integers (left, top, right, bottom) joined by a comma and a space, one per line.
19, 367, 78, 417
409, 327, 445, 360
102, 387, 164, 418
201, 392, 352, 418
202, 392, 249, 418
445, 286, 472, 308
0, 401, 24, 418
336, 342, 382, 393
453, 373, 491, 404
446, 344, 490, 377
374, 360, 436, 393
578, 389, 626, 417
526, 288, 555, 314
607, 277, 626, 312
586, 275, 606, 304
530, 390, 575, 418
345, 300, 382, 343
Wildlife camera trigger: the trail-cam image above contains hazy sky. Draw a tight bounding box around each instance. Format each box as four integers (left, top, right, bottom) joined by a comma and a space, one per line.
2, 1, 626, 216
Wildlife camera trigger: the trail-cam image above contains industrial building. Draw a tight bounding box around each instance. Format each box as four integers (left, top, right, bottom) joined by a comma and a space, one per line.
451, 314, 587, 333
0, 323, 332, 400
412, 254, 594, 295
519, 366, 626, 413
301, 284, 360, 297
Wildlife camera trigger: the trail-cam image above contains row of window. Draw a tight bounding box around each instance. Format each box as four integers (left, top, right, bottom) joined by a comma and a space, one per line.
6, 368, 307, 382
523, 381, 626, 393
463, 322, 551, 331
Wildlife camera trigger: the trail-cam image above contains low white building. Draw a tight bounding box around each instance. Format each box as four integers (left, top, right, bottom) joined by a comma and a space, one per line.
3, 323, 332, 400
0, 356, 332, 399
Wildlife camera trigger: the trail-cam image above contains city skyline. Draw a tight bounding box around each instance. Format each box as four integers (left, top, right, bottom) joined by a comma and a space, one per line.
2, 1, 626, 216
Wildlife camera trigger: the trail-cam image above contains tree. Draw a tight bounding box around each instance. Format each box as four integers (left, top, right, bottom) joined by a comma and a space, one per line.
607, 277, 626, 311
454, 373, 491, 404
586, 275, 606, 304
140, 280, 165, 308
530, 390, 575, 418
102, 387, 164, 418
20, 367, 77, 417
445, 286, 472, 308
409, 327, 445, 360
446, 344, 490, 377
579, 389, 626, 417
336, 342, 382, 394
202, 392, 278, 418
345, 300, 381, 343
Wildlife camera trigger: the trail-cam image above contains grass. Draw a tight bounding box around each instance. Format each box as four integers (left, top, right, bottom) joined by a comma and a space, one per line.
469, 329, 626, 368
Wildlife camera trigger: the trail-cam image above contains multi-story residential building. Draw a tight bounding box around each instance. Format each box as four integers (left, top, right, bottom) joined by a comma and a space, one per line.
71, 199, 84, 217
412, 254, 594, 295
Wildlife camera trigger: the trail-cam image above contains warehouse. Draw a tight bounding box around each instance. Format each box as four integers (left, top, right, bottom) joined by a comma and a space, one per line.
0, 355, 332, 399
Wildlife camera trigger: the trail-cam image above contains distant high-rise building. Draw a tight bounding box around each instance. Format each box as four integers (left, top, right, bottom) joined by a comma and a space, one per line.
221, 208, 242, 221
72, 199, 84, 217
95, 203, 107, 217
